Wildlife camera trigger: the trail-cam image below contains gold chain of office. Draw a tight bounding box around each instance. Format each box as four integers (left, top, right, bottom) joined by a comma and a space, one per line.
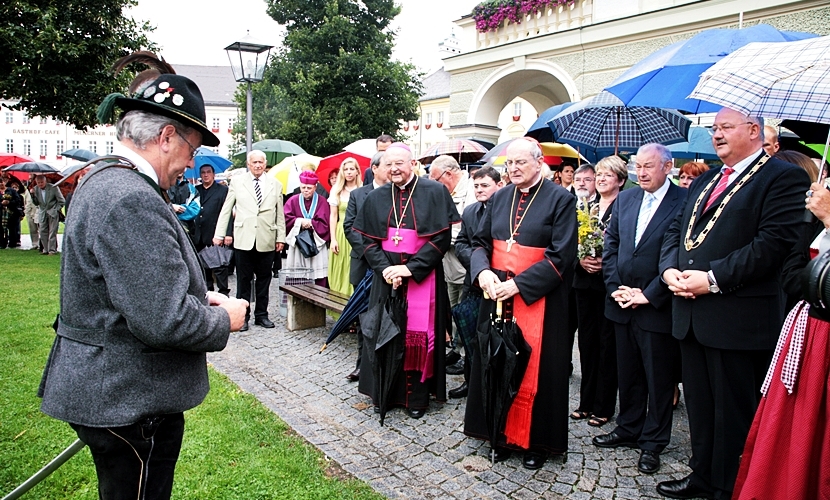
683, 154, 769, 251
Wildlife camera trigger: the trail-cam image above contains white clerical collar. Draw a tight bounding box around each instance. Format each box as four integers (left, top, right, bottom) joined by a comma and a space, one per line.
396, 173, 416, 189
113, 142, 158, 185
519, 175, 543, 193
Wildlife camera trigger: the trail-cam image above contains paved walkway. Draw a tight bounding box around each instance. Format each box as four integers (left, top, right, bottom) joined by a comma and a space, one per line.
209, 281, 695, 499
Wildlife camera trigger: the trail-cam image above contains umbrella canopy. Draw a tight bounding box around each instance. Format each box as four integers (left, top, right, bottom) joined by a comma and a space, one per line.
667, 126, 718, 160
0, 153, 35, 181
233, 139, 306, 166
482, 140, 582, 167
269, 153, 322, 194
316, 151, 371, 192
525, 102, 576, 142
418, 139, 489, 165
548, 91, 691, 156
605, 24, 817, 114
690, 35, 830, 125
3, 162, 61, 174
184, 147, 233, 179
781, 119, 830, 145
60, 148, 97, 162
321, 270, 373, 352
477, 300, 531, 462
359, 288, 407, 426
343, 138, 378, 159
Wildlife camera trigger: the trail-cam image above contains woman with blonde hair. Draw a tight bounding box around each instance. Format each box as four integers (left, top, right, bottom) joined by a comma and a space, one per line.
328, 157, 363, 299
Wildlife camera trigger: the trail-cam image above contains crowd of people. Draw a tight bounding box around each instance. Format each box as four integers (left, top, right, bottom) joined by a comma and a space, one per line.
26, 51, 830, 500
0, 173, 65, 253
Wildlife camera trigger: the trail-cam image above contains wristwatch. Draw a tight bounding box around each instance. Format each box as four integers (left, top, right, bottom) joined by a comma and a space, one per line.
707, 270, 720, 294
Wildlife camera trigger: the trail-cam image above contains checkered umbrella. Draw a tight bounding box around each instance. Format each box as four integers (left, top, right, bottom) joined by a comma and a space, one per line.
689, 35, 830, 125
547, 91, 691, 156
418, 139, 489, 165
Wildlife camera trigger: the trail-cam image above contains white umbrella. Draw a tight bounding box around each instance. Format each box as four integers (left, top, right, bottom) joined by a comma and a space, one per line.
689, 35, 830, 174
343, 138, 377, 159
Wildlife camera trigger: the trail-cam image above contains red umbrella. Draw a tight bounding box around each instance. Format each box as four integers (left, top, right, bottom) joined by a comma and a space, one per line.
0, 153, 35, 181
316, 151, 371, 192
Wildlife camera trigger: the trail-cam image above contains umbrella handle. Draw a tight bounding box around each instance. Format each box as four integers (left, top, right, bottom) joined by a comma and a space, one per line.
496, 300, 503, 318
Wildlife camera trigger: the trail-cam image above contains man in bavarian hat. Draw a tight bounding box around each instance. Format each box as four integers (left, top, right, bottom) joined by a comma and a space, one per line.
38, 69, 249, 499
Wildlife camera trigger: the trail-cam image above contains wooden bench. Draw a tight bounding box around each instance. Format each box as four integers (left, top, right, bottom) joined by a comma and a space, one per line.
278, 283, 350, 331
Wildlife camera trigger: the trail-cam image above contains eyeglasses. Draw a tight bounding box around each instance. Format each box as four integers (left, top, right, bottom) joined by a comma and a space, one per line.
175, 130, 198, 159
710, 122, 754, 134
504, 159, 531, 168
430, 170, 452, 180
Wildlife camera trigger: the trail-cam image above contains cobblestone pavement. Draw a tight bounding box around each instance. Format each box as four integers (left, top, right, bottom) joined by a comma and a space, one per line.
209, 282, 695, 499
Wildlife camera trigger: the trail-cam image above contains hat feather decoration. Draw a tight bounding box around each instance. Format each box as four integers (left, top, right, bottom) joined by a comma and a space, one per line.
112, 51, 176, 95
96, 92, 124, 125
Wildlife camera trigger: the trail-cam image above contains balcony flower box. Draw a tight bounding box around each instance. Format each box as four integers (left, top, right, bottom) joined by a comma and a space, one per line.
472, 0, 575, 33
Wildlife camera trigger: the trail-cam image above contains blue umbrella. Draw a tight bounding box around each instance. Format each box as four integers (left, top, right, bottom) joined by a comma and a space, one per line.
548, 91, 691, 156
667, 126, 718, 160
185, 147, 232, 179
320, 270, 373, 353
604, 24, 817, 114
526, 102, 575, 142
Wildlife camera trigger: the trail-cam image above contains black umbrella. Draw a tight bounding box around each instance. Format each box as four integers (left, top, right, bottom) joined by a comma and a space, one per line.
3, 162, 60, 174
60, 148, 97, 162
477, 300, 531, 464
360, 287, 407, 426
320, 270, 373, 353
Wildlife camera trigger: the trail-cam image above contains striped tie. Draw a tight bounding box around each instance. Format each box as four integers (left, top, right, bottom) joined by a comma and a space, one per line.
254, 177, 262, 206
704, 167, 734, 211
635, 193, 655, 247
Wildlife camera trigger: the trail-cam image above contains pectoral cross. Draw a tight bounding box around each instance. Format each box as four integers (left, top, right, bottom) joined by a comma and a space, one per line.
506, 236, 515, 253
392, 230, 403, 246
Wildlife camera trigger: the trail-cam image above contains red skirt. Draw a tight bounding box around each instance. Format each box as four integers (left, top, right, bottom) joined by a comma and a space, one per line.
733, 315, 830, 499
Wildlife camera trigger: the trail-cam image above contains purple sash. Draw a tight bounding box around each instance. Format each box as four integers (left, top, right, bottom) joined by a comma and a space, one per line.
381, 228, 436, 382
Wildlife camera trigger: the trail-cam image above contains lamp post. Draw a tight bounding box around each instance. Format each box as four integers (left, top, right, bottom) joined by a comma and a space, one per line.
225, 32, 273, 158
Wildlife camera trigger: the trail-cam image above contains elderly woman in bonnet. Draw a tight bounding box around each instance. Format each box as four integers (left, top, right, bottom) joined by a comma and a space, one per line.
283, 170, 331, 287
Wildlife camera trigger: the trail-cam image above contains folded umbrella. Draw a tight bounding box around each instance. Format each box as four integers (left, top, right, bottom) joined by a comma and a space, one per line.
198, 245, 233, 269
320, 270, 373, 353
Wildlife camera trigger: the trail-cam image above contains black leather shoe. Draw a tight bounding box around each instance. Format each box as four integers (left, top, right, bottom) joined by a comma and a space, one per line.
346, 369, 360, 382
490, 447, 511, 463
239, 321, 249, 332
406, 407, 426, 419
448, 382, 468, 399
656, 475, 713, 499
638, 450, 660, 474
445, 350, 461, 366
446, 358, 465, 375
254, 317, 276, 328
592, 431, 639, 449
522, 451, 548, 470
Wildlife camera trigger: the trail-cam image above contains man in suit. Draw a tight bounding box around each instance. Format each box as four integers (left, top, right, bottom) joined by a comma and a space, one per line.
196, 165, 232, 295
38, 72, 248, 499
214, 150, 286, 331
363, 134, 393, 185
451, 165, 503, 398
31, 174, 65, 255
657, 108, 810, 499
594, 143, 686, 475
342, 151, 388, 381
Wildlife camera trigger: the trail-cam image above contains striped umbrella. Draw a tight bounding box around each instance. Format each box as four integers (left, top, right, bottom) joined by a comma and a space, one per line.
418, 139, 489, 165
548, 91, 691, 156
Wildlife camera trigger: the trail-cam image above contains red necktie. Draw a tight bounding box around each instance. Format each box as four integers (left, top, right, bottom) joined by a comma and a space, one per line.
704, 167, 734, 211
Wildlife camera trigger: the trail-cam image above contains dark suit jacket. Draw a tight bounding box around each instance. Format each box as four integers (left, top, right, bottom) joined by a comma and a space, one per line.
604, 182, 686, 333
455, 200, 487, 289
344, 183, 374, 286
659, 154, 810, 350
195, 182, 232, 249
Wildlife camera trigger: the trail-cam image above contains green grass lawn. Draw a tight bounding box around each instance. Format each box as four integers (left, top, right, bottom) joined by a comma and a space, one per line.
18, 216, 65, 235
0, 251, 381, 499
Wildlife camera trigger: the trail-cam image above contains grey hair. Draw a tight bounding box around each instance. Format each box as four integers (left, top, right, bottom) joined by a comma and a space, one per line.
431, 155, 461, 172
638, 143, 673, 165
247, 150, 266, 162
116, 110, 194, 148
575, 163, 595, 175
371, 151, 384, 167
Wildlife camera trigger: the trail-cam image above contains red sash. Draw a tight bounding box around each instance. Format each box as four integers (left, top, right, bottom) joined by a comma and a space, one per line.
491, 239, 546, 449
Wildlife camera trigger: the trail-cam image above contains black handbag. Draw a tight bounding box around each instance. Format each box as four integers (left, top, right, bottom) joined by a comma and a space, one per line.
295, 228, 319, 258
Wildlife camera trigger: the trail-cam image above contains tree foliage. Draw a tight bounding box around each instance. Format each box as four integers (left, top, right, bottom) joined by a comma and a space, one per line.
0, 0, 156, 129
248, 0, 422, 157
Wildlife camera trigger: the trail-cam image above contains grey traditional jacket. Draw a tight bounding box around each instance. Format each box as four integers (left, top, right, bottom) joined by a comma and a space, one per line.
38, 162, 231, 427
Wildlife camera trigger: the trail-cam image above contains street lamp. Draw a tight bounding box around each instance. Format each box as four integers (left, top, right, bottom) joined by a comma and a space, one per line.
225, 32, 273, 158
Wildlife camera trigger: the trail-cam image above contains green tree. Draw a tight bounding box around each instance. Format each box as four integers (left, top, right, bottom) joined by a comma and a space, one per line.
0, 0, 155, 129
248, 0, 422, 157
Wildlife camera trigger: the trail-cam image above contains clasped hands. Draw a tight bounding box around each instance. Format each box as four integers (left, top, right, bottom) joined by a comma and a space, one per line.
205, 292, 249, 332
611, 285, 649, 309
382, 265, 412, 290
662, 268, 710, 298
477, 269, 520, 301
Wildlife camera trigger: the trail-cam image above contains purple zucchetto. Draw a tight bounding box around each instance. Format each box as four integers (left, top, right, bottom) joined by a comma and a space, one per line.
299, 170, 319, 185
386, 142, 411, 152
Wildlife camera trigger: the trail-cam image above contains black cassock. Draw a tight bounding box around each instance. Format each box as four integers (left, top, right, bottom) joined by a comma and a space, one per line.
353, 176, 460, 410
465, 178, 577, 453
